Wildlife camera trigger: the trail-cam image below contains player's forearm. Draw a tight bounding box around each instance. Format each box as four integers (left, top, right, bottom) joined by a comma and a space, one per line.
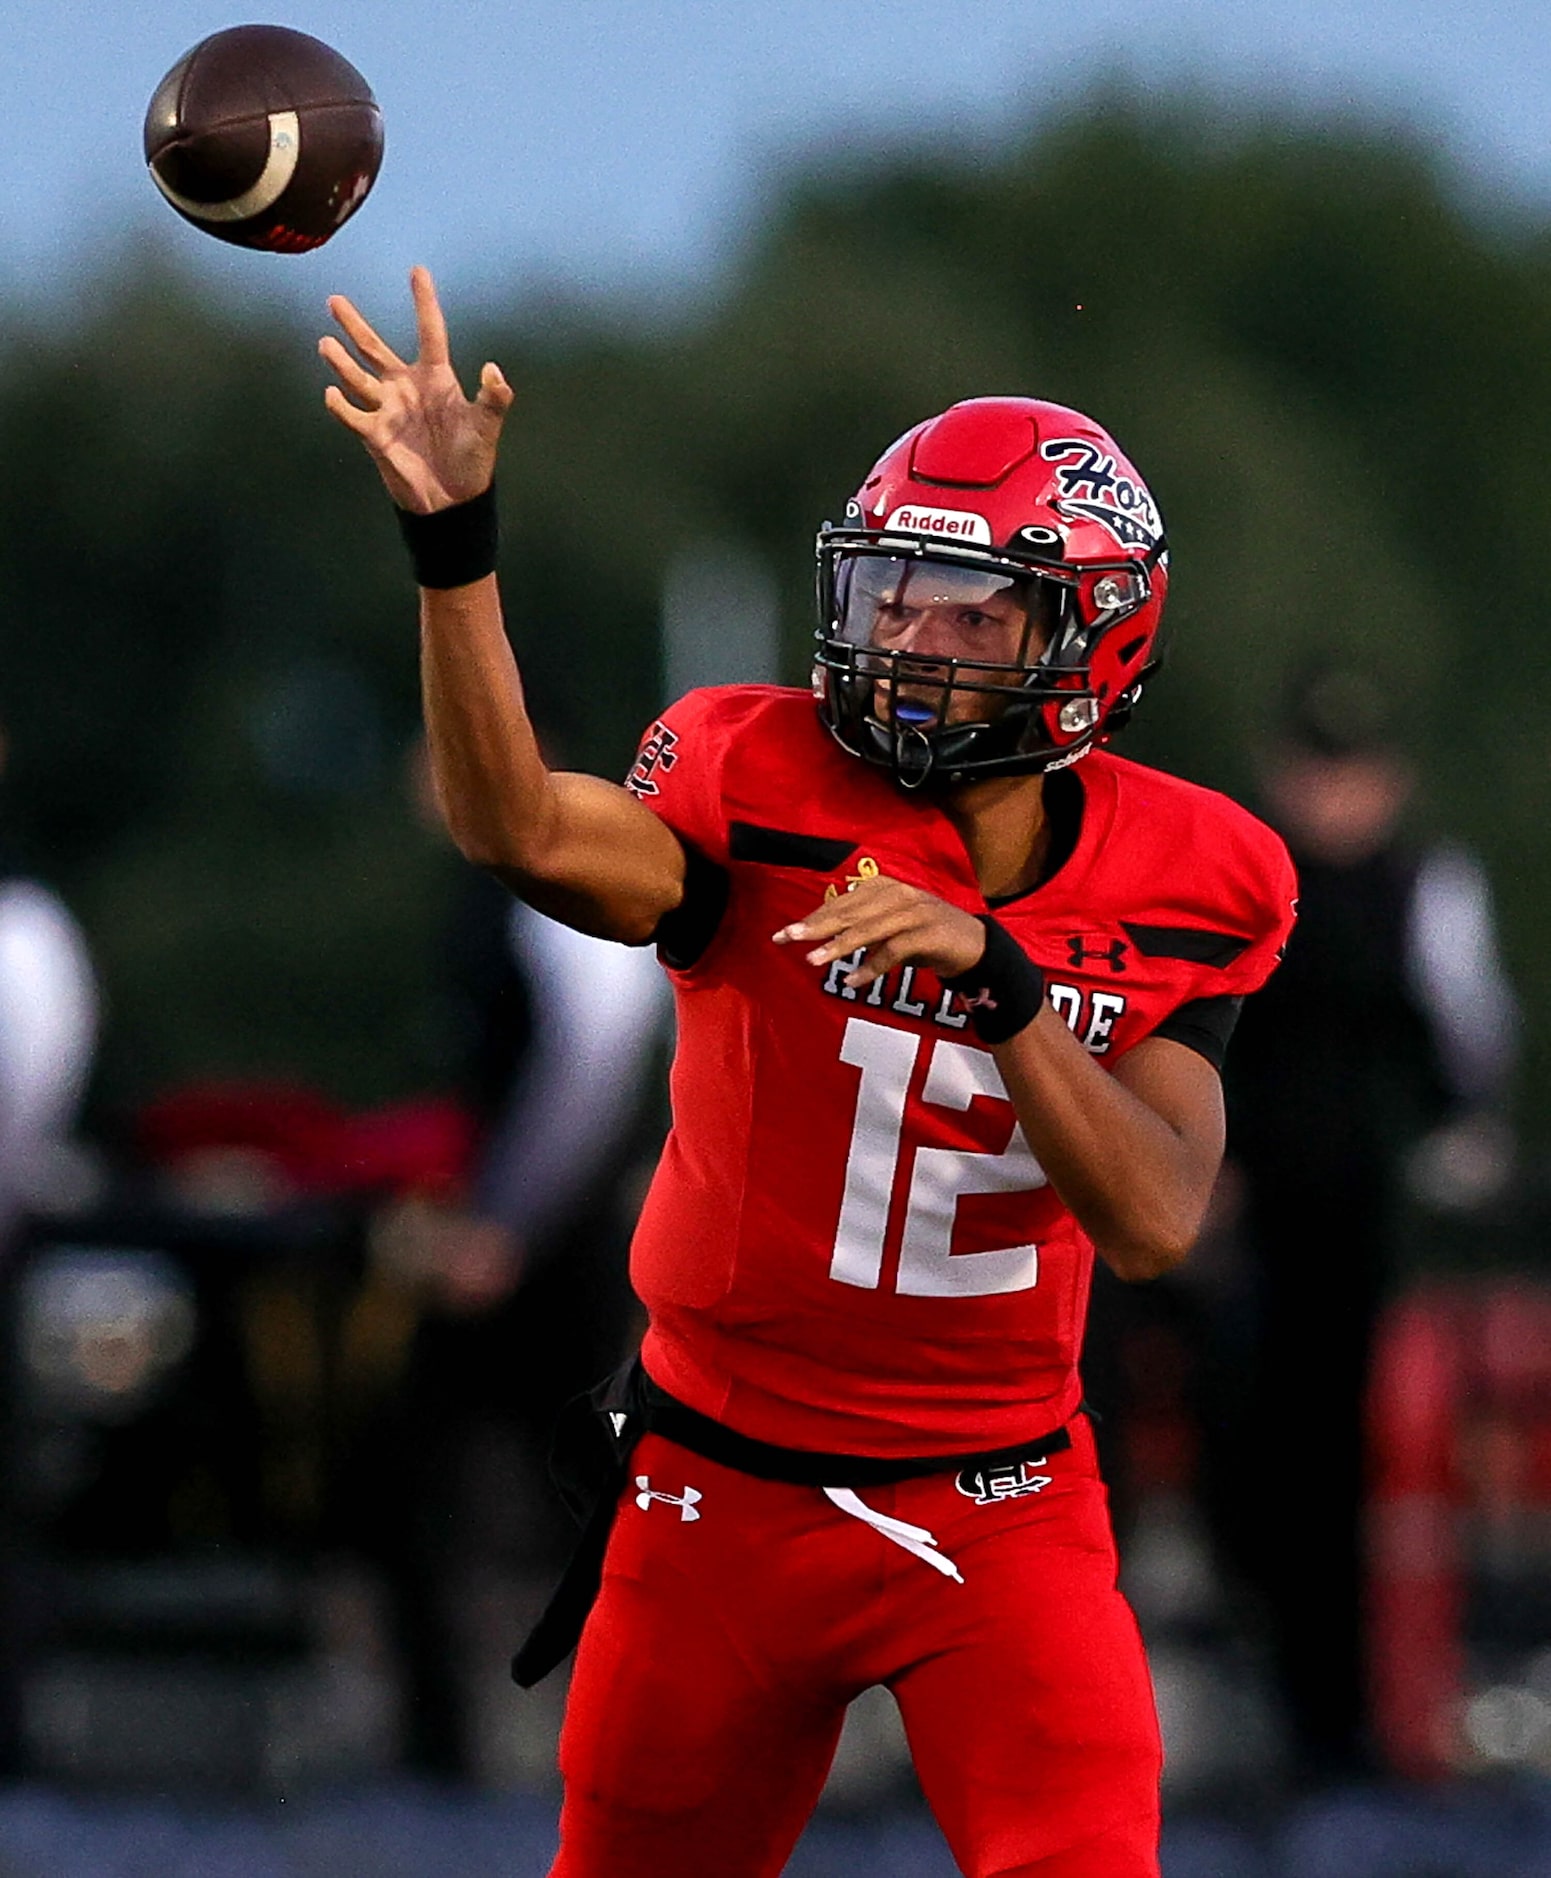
991, 1015, 1213, 1280
418, 578, 689, 943
419, 576, 557, 871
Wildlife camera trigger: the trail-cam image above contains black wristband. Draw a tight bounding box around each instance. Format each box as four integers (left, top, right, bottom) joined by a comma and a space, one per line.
395, 482, 499, 589
940, 916, 1047, 1044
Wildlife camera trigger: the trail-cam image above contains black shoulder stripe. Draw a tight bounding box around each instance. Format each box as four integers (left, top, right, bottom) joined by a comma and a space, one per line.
729, 823, 858, 871
1120, 921, 1253, 968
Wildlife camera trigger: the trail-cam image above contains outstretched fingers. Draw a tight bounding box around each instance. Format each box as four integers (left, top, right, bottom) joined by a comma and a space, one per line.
327, 293, 406, 373
410, 265, 450, 368
318, 334, 383, 408
476, 360, 515, 418
322, 383, 377, 437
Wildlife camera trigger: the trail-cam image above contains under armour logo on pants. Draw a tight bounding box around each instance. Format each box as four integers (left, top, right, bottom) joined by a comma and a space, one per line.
635, 1477, 703, 1521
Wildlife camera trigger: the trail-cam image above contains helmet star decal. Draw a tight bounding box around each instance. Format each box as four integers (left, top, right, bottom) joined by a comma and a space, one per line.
1040, 438, 1162, 552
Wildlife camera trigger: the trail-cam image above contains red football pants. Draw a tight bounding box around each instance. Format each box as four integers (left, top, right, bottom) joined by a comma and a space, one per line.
549, 1416, 1161, 1877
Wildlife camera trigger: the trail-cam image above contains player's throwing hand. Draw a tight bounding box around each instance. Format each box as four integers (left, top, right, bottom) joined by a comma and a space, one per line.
320, 264, 513, 514
774, 875, 986, 989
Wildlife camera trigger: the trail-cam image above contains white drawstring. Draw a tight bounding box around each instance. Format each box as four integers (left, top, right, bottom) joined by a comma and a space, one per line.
823, 1487, 964, 1584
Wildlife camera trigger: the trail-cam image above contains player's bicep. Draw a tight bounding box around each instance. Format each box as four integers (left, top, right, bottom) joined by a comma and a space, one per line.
1111, 1035, 1227, 1197
487, 770, 690, 945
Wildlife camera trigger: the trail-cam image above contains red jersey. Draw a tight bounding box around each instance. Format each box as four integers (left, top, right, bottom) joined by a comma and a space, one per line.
625, 685, 1296, 1457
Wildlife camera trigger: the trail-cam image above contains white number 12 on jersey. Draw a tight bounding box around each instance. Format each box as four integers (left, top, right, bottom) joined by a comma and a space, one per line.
831, 1015, 1047, 1298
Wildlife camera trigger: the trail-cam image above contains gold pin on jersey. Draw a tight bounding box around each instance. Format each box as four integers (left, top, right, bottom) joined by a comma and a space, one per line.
825, 856, 880, 901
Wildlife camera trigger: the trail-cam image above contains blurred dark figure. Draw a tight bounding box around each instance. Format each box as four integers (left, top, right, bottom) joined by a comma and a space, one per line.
0, 725, 97, 1249
1215, 663, 1517, 1785
349, 747, 666, 1781
0, 723, 96, 1773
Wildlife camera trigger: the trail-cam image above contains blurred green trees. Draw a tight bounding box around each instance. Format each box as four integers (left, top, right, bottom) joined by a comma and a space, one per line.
5, 98, 1551, 1135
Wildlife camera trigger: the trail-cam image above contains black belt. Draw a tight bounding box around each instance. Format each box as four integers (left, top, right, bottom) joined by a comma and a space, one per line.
510, 1355, 1073, 1687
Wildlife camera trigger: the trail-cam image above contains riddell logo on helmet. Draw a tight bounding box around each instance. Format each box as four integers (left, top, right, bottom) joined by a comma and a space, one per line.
886, 506, 992, 545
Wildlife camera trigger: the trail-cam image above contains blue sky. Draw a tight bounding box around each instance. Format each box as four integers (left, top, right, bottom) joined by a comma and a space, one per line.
7, 0, 1550, 321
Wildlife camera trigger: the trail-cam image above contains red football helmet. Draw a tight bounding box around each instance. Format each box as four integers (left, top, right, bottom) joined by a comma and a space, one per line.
814, 397, 1167, 787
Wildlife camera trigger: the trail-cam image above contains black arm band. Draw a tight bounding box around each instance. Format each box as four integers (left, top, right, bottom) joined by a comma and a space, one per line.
394, 482, 499, 589
1150, 994, 1243, 1073
940, 916, 1047, 1044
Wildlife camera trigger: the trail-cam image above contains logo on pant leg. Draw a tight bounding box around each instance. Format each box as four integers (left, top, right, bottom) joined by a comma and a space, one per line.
955, 1460, 1052, 1504
634, 1476, 703, 1521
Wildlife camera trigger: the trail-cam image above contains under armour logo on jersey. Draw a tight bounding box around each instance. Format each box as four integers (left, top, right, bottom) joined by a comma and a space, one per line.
955, 1460, 1052, 1505
634, 1477, 703, 1521
1067, 934, 1128, 974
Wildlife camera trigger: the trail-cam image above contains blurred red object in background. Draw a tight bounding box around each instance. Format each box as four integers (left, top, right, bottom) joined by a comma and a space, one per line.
135, 1081, 477, 1209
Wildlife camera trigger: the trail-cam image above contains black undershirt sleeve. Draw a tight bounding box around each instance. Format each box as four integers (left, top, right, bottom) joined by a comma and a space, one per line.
651, 842, 731, 971
1149, 994, 1244, 1073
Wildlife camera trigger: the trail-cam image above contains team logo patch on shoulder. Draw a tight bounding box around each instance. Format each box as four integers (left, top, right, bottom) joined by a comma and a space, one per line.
824, 855, 880, 901
884, 505, 993, 545
1039, 438, 1161, 552
626, 721, 680, 798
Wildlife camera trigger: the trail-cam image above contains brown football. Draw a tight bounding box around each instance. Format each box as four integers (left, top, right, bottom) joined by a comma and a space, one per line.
144, 25, 383, 253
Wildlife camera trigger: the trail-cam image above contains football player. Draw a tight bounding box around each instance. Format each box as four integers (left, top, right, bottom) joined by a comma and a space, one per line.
321, 267, 1296, 1878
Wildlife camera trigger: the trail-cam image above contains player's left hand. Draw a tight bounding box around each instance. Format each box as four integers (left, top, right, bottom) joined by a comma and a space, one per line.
773, 876, 985, 989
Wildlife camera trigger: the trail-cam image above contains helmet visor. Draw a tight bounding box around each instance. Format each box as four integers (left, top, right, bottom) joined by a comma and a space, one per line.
834, 555, 1041, 668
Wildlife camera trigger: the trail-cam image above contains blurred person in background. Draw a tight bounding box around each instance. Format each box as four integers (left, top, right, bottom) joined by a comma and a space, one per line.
0, 723, 96, 1249
354, 743, 666, 1780
123, 750, 666, 1785
0, 718, 96, 1772
1214, 661, 1517, 1786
